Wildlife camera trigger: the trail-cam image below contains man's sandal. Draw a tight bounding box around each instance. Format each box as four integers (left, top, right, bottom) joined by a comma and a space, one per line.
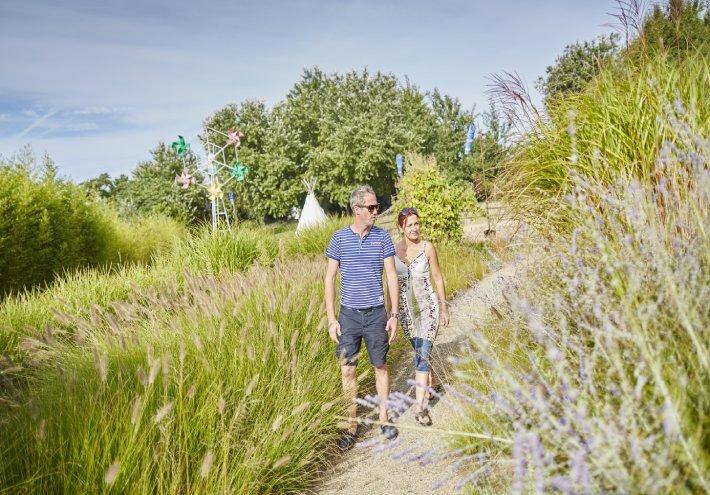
380, 424, 399, 440
414, 409, 432, 426
338, 431, 357, 451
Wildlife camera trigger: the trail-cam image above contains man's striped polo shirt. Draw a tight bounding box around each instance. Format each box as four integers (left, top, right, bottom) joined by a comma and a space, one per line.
325, 225, 395, 309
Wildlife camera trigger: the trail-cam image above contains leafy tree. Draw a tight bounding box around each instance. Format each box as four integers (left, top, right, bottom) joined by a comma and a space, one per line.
204, 68, 438, 220
466, 103, 512, 199
638, 0, 710, 56
431, 100, 511, 195
298, 68, 425, 208
81, 172, 125, 200
79, 66, 513, 223
202, 100, 293, 221
111, 143, 208, 224
428, 90, 474, 183
536, 33, 621, 105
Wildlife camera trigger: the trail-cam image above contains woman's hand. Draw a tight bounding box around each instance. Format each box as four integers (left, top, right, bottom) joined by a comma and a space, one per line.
440, 306, 450, 326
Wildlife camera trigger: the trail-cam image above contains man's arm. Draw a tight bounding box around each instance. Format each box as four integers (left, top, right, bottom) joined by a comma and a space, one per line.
324, 258, 341, 342
383, 256, 399, 343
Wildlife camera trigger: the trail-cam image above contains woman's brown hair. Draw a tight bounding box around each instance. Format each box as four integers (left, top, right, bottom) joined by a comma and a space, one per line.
397, 207, 419, 227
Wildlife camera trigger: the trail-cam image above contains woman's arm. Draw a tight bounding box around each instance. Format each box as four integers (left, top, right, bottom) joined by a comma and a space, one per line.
426, 242, 450, 326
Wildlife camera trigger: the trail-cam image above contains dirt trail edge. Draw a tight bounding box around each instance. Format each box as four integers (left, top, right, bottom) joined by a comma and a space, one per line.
315, 255, 525, 495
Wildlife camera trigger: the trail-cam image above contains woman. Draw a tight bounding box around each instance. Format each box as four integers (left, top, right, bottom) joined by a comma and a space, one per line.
394, 207, 449, 426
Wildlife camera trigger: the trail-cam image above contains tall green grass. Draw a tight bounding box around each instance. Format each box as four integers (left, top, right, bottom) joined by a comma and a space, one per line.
0, 216, 488, 493
279, 217, 350, 257
498, 51, 709, 227
0, 260, 343, 493
0, 219, 332, 361
109, 212, 186, 265
432, 241, 487, 298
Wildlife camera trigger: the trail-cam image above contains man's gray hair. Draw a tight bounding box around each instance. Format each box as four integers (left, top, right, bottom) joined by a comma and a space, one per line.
349, 185, 376, 210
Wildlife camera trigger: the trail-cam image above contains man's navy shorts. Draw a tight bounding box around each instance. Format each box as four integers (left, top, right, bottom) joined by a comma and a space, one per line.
336, 305, 389, 367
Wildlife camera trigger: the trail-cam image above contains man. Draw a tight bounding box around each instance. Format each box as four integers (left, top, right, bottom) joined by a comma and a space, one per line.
324, 185, 400, 451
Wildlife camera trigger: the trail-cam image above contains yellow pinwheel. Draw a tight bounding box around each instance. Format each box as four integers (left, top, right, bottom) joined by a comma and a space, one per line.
207, 181, 224, 200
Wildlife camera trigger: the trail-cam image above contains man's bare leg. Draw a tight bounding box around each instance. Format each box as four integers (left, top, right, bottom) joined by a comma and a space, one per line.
374, 364, 389, 423
341, 364, 358, 434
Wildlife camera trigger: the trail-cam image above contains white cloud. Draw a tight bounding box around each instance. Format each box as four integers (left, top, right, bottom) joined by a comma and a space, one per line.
70, 106, 127, 116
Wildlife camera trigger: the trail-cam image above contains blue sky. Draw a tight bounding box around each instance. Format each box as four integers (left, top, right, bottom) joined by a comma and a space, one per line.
0, 0, 619, 181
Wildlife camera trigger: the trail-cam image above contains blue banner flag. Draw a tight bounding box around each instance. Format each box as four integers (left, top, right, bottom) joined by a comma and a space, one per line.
464, 123, 476, 155
396, 154, 404, 176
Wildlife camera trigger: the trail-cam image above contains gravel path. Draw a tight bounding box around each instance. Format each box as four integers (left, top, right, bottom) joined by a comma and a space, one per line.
315, 257, 524, 494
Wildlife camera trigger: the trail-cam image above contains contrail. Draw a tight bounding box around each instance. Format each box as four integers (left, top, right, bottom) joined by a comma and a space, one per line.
15, 109, 58, 139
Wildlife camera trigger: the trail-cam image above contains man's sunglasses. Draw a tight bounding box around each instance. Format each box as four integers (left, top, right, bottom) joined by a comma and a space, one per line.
357, 203, 380, 213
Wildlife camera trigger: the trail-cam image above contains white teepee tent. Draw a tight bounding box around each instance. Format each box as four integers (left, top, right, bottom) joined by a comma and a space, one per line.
296, 178, 327, 233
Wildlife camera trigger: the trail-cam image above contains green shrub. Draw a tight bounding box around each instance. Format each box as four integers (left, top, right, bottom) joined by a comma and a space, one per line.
0, 166, 116, 296
393, 154, 476, 243
0, 161, 187, 298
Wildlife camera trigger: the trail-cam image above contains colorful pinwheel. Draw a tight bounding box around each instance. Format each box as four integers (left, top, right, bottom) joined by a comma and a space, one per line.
207, 181, 224, 200
175, 170, 195, 189
229, 161, 249, 181
227, 130, 244, 147
171, 136, 190, 156
206, 153, 216, 165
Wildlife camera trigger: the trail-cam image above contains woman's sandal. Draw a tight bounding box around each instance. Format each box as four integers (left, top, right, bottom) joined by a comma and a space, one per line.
414, 409, 433, 426
427, 383, 444, 401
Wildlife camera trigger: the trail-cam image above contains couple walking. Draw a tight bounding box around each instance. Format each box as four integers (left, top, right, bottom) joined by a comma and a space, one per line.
324, 185, 449, 451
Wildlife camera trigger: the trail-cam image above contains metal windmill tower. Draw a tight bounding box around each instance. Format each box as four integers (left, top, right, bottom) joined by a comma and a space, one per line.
173, 128, 249, 230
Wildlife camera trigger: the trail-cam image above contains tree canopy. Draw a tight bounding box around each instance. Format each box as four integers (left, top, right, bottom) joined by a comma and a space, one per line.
84, 68, 511, 223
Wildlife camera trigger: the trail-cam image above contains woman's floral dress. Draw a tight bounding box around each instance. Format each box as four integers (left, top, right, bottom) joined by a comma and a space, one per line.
395, 241, 440, 342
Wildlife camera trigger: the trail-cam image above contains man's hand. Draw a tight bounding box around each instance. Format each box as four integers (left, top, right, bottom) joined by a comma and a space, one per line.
328, 320, 341, 343
386, 317, 398, 344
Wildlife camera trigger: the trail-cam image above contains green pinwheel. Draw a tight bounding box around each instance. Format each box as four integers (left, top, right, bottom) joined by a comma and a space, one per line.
171, 136, 190, 156
230, 161, 249, 181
